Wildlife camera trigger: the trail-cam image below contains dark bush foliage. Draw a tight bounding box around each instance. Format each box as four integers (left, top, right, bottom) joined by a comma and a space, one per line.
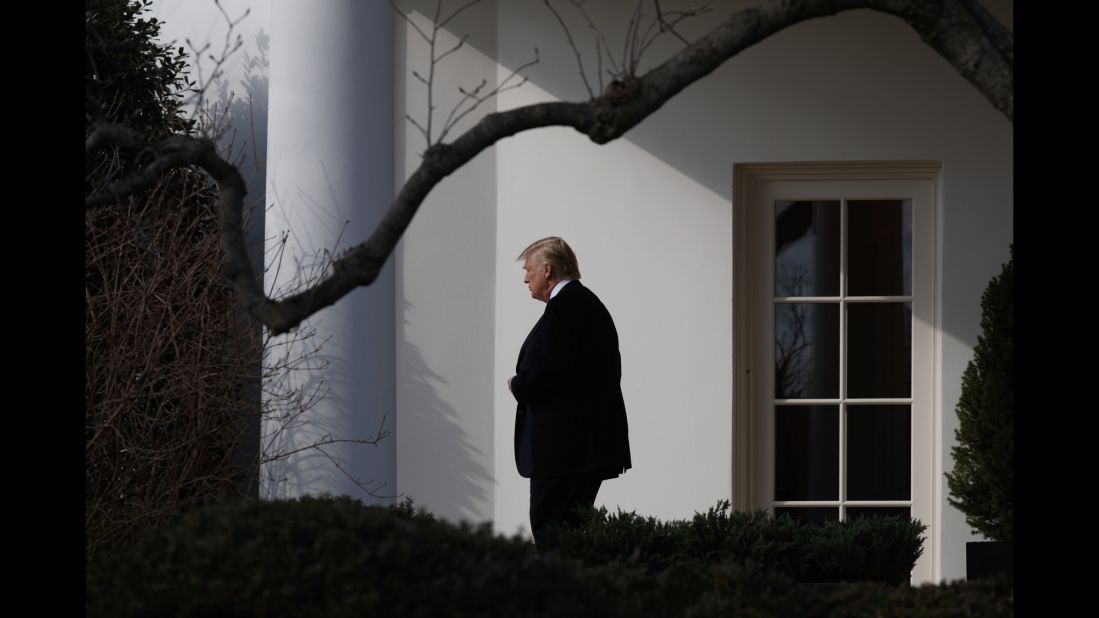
87, 496, 1010, 617
85, 0, 193, 136
84, 167, 257, 561
597, 558, 812, 618
798, 514, 926, 585
946, 245, 1013, 543
87, 496, 614, 618
552, 501, 924, 585
818, 575, 1014, 618
85, 0, 262, 562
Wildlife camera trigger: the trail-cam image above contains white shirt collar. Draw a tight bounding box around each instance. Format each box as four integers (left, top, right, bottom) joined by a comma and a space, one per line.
550, 279, 574, 300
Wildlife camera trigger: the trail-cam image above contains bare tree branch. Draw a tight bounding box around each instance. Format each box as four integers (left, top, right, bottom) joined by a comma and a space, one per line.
543, 0, 596, 99
437, 0, 485, 30
390, 0, 432, 43
182, 1, 250, 120
435, 33, 470, 64
86, 0, 1012, 336
259, 416, 390, 461
568, 0, 624, 79
623, 0, 644, 76
439, 78, 488, 141
400, 0, 540, 148
437, 50, 541, 143
406, 113, 430, 143
641, 0, 715, 56
595, 38, 604, 92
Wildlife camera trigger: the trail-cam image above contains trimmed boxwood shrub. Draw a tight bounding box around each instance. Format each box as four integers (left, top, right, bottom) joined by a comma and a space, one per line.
799, 514, 926, 585
598, 558, 814, 618
87, 495, 819, 618
551, 501, 924, 585
817, 575, 1014, 617
945, 245, 1013, 544
88, 495, 1009, 617
86, 496, 613, 618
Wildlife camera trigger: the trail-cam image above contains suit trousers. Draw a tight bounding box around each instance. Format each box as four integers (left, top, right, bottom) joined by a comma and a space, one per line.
529, 473, 603, 548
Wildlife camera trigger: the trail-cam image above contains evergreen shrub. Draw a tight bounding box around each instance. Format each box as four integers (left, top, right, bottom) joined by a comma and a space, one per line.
553, 501, 924, 585
87, 496, 1010, 617
945, 246, 1013, 543
86, 496, 609, 618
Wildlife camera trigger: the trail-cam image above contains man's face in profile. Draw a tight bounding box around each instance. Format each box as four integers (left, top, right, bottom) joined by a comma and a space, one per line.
523, 253, 552, 303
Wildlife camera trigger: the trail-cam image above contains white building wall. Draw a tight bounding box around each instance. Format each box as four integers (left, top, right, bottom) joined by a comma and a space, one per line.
481, 0, 1013, 580
394, 1, 500, 525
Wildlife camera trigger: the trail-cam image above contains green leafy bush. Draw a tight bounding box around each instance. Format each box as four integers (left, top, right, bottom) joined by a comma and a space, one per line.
86, 496, 611, 618
87, 496, 1009, 617
946, 246, 1013, 543
800, 515, 926, 585
85, 0, 193, 136
552, 501, 924, 585
597, 558, 811, 618
818, 575, 1014, 618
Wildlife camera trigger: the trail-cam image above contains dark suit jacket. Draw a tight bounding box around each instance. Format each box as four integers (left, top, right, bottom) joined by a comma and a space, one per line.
511, 280, 632, 479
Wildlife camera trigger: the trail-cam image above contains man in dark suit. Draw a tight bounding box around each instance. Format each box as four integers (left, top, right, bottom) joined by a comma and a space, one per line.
507, 237, 632, 547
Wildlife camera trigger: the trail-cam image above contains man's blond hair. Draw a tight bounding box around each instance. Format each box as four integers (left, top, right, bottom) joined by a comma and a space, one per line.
517, 236, 582, 280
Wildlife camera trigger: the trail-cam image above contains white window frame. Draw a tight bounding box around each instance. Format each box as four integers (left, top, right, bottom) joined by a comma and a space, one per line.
732, 161, 942, 583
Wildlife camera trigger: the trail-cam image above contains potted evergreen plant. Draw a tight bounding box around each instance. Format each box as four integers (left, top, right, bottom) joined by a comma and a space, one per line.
945, 245, 1013, 580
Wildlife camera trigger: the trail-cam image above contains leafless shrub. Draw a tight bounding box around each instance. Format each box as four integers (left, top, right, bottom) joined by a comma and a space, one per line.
85, 148, 258, 560
86, 103, 390, 561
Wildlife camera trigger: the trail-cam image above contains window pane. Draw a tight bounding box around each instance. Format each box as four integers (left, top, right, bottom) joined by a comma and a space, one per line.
847, 303, 911, 398
846, 507, 911, 521
775, 303, 839, 399
775, 507, 838, 526
847, 200, 913, 296
775, 405, 838, 501
775, 200, 840, 297
846, 405, 911, 501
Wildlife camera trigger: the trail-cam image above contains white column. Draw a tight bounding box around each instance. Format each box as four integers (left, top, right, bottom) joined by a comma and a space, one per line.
262, 1, 395, 504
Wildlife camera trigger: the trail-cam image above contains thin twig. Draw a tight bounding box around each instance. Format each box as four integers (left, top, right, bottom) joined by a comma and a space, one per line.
637, 2, 714, 61
434, 33, 469, 64
567, 0, 623, 79
439, 78, 487, 139
543, 0, 595, 98
623, 0, 644, 75
437, 0, 485, 29
437, 51, 540, 143
390, 0, 432, 43
183, 1, 250, 125
595, 38, 604, 92
406, 114, 429, 143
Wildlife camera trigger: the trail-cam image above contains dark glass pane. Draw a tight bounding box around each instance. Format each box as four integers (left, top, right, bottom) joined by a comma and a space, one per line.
775, 405, 838, 501
847, 200, 912, 296
847, 303, 911, 398
847, 405, 911, 501
846, 507, 911, 521
775, 303, 839, 399
775, 201, 840, 297
774, 507, 838, 526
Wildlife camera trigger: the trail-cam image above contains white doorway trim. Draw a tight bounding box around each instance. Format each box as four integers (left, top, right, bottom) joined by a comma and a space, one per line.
732, 161, 942, 583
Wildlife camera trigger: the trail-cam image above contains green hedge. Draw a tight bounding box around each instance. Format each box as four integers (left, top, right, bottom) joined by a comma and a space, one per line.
86, 496, 613, 618
817, 575, 1014, 618
551, 501, 925, 585
87, 496, 1009, 617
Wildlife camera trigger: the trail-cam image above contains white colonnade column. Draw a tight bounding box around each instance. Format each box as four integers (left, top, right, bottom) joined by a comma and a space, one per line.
262, 1, 395, 504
